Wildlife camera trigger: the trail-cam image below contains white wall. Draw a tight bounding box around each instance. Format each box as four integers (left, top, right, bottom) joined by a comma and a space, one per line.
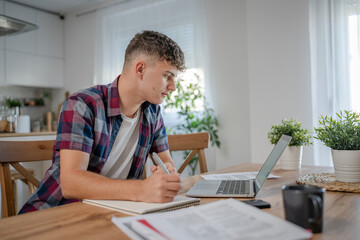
205, 0, 251, 169
247, 0, 314, 165
204, 0, 314, 168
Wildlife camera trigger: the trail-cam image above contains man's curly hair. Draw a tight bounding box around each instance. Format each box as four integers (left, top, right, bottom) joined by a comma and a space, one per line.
125, 30, 185, 71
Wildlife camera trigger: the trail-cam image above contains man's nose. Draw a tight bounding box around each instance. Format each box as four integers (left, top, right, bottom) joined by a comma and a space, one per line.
168, 79, 176, 91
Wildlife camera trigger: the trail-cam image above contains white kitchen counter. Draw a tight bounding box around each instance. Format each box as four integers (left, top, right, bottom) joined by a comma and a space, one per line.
0, 131, 56, 141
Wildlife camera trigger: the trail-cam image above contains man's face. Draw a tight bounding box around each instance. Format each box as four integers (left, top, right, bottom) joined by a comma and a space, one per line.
140, 59, 178, 105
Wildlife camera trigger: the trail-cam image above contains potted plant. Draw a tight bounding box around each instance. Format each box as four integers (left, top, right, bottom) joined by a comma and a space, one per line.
268, 119, 312, 170
6, 98, 22, 108
164, 70, 220, 175
314, 110, 360, 182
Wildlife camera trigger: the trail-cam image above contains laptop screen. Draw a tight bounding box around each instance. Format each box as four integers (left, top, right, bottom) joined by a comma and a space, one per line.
254, 135, 292, 193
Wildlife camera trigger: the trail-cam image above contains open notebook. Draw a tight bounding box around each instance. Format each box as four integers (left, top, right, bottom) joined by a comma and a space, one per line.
83, 196, 200, 215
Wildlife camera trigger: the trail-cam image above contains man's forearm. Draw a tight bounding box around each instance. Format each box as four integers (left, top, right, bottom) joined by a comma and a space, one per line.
60, 149, 180, 203
61, 169, 144, 201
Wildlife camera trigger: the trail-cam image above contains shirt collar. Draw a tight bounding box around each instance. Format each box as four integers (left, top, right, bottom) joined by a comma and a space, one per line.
107, 75, 151, 117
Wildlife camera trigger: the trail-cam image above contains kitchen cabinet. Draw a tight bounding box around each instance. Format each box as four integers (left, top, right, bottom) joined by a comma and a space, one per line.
0, 2, 64, 88
37, 11, 63, 58
0, 49, 4, 85
4, 2, 36, 54
0, 2, 4, 48
6, 47, 64, 88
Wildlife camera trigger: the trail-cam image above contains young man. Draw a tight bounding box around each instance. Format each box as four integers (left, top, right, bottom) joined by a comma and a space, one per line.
19, 30, 185, 213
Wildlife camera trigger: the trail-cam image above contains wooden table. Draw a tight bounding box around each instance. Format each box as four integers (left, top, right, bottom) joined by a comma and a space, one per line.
0, 163, 359, 240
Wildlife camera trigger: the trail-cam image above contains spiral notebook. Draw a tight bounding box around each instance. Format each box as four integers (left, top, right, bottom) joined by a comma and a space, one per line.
83, 196, 200, 215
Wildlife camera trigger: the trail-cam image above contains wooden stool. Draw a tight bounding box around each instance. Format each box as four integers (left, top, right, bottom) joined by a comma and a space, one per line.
10, 169, 36, 212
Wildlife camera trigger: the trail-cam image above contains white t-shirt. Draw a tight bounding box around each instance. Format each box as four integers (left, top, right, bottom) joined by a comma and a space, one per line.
100, 108, 141, 179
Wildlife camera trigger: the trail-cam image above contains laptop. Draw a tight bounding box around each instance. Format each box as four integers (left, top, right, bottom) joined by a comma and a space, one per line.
186, 134, 292, 197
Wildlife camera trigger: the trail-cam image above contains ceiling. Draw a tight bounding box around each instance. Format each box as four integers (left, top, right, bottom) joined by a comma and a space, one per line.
6, 0, 110, 14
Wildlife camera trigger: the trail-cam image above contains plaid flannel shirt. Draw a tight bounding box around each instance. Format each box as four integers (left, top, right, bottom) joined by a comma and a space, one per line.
19, 76, 169, 214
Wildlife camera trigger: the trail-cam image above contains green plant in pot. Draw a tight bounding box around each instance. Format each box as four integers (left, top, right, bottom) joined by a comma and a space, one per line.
6, 98, 22, 109
164, 71, 220, 176
314, 110, 360, 182
268, 119, 312, 170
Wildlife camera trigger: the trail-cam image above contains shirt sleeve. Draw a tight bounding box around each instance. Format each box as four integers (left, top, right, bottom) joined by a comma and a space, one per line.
54, 96, 94, 154
150, 106, 169, 153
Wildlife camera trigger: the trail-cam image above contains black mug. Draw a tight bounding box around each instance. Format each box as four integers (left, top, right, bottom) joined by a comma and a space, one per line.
282, 184, 325, 233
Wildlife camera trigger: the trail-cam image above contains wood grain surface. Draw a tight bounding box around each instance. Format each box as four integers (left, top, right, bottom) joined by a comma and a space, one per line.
1, 163, 359, 240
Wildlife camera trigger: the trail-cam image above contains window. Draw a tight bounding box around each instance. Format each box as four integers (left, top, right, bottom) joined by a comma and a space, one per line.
163, 68, 205, 113
162, 68, 205, 128
94, 0, 207, 86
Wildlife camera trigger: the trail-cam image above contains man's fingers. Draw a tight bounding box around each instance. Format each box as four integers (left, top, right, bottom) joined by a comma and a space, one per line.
141, 170, 181, 203
166, 182, 181, 191
169, 166, 177, 174
164, 190, 178, 198
164, 173, 181, 182
163, 162, 177, 174
150, 165, 157, 173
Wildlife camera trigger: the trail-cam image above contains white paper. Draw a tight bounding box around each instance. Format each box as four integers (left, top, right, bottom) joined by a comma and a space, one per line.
200, 172, 280, 180
112, 199, 312, 240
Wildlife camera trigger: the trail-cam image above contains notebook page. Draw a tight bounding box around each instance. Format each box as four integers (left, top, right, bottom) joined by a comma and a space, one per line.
83, 196, 200, 215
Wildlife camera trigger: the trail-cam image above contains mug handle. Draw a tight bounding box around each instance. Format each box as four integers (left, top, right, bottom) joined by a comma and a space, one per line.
309, 194, 322, 223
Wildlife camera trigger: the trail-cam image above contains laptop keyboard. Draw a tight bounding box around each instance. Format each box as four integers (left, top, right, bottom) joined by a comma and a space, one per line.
216, 180, 251, 195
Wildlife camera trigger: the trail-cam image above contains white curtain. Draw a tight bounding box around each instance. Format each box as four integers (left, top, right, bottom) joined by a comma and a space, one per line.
94, 0, 207, 85
309, 0, 351, 166
349, 0, 360, 111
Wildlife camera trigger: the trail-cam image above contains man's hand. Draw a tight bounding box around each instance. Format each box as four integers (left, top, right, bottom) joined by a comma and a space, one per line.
140, 168, 181, 203
153, 150, 177, 174
150, 162, 177, 174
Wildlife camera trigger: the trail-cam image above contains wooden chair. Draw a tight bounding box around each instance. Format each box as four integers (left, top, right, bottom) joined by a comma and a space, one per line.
10, 168, 37, 213
168, 132, 209, 174
0, 140, 54, 218
143, 132, 210, 179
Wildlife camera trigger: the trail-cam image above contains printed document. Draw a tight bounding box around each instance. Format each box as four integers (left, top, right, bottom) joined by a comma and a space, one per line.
201, 172, 280, 180
112, 198, 312, 240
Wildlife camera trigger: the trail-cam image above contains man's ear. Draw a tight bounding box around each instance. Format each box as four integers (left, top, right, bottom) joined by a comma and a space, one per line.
135, 61, 145, 79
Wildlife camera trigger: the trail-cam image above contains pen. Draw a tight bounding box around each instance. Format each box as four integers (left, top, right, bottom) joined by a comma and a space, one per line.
152, 152, 170, 174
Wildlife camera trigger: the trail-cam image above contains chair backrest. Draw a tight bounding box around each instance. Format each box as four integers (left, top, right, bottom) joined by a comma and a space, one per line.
0, 140, 54, 218
168, 132, 209, 174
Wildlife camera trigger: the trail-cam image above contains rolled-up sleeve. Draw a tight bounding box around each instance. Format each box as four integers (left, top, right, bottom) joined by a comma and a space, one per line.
150, 107, 169, 153
54, 96, 94, 154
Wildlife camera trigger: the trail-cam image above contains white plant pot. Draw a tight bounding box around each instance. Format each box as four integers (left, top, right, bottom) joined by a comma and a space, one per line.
279, 146, 303, 170
331, 149, 360, 183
